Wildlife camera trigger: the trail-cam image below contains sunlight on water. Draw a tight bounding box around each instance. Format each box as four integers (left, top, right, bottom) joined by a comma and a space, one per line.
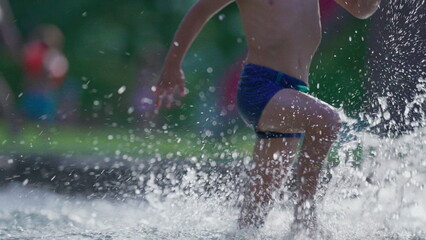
1, 1, 425, 240
0, 128, 425, 239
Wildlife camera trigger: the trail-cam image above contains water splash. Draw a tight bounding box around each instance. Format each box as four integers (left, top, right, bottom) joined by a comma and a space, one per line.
0, 126, 425, 239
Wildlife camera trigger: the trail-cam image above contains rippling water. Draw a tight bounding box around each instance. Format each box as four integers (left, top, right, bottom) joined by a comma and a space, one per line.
0, 128, 425, 240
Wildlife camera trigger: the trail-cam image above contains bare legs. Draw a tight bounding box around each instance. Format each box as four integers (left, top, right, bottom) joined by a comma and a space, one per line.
238, 137, 300, 228
293, 130, 338, 231
238, 89, 341, 231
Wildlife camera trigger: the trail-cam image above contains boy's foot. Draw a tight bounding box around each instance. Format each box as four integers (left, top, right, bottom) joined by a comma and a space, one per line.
238, 200, 270, 229
226, 227, 259, 240
288, 218, 333, 240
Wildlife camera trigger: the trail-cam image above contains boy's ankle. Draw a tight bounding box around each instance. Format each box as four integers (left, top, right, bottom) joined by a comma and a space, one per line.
237, 213, 266, 229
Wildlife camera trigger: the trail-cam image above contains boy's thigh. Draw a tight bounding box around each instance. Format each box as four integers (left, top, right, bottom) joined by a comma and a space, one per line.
257, 88, 337, 133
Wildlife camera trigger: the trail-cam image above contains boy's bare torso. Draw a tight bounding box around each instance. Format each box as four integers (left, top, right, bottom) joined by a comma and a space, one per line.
236, 0, 321, 83
155, 0, 379, 107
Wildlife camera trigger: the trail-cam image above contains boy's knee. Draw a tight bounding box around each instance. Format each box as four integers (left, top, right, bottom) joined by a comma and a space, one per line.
328, 111, 342, 135
309, 111, 341, 140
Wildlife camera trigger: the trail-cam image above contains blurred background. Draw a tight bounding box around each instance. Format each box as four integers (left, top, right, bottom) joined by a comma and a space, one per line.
0, 0, 424, 160
0, 2, 425, 238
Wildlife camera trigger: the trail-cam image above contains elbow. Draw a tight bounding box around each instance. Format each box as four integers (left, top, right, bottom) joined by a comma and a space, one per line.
347, 0, 381, 19
352, 12, 373, 20
350, 7, 379, 19
355, 2, 381, 19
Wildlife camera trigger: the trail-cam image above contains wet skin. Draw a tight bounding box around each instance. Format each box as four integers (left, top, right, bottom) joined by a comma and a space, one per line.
238, 0, 322, 82
155, 0, 381, 233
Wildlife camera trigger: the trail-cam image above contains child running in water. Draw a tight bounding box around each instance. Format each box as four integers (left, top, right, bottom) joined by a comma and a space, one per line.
155, 0, 381, 236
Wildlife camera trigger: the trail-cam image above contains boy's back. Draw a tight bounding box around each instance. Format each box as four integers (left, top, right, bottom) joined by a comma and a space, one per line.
237, 0, 321, 82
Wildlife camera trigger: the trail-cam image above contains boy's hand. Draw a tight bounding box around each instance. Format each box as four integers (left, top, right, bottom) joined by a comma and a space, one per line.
155, 66, 186, 109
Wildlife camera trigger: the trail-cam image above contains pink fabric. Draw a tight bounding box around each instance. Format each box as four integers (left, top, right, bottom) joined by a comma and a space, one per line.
320, 0, 339, 23
219, 60, 244, 112
23, 41, 48, 78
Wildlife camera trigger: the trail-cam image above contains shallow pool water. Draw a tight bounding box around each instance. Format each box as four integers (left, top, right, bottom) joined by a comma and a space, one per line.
0, 129, 425, 240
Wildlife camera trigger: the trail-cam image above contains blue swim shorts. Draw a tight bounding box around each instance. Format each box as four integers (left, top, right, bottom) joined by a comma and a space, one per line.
236, 64, 309, 139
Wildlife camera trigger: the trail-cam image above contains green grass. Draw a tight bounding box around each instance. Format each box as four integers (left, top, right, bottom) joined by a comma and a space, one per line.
0, 122, 363, 167
0, 123, 255, 161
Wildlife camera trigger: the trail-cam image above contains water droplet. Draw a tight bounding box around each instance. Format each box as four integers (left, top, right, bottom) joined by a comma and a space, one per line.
22, 179, 29, 186
118, 86, 126, 94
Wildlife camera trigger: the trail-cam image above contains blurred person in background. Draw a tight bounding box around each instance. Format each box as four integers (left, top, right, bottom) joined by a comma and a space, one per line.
216, 55, 244, 135
0, 0, 21, 60
0, 0, 22, 137
0, 76, 20, 136
22, 25, 68, 123
56, 76, 81, 125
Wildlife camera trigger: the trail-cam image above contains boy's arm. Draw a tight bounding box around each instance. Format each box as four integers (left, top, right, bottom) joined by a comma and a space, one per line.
156, 0, 235, 108
335, 0, 381, 19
